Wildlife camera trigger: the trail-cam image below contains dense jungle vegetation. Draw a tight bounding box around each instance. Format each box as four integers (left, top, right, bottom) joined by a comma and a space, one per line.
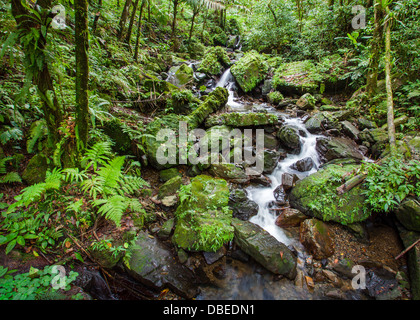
0, 0, 419, 301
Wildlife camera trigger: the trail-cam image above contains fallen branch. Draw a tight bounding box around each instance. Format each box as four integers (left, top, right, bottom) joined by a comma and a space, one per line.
336, 173, 367, 195
395, 237, 420, 260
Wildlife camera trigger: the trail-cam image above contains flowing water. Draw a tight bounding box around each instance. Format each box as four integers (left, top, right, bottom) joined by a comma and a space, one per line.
196, 68, 329, 300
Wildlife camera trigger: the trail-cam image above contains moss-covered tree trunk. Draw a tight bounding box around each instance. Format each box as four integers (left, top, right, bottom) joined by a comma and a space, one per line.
171, 0, 179, 41
11, 0, 63, 148
367, 0, 383, 99
125, 0, 140, 44
384, 11, 397, 156
118, 0, 133, 39
188, 10, 198, 42
75, 0, 90, 159
92, 0, 102, 33
133, 0, 145, 61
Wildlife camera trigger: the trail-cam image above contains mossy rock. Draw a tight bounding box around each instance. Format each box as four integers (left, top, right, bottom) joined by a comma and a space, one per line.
231, 50, 268, 93
289, 163, 370, 225
197, 47, 231, 76
22, 153, 51, 185
171, 64, 194, 88
101, 118, 132, 154
159, 168, 182, 182
172, 175, 233, 252
208, 163, 249, 183
296, 93, 316, 111
267, 91, 284, 105
277, 126, 302, 153
395, 197, 420, 232
158, 176, 183, 199
204, 112, 278, 128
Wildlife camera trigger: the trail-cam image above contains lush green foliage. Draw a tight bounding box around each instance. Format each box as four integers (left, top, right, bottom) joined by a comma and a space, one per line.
363, 156, 420, 213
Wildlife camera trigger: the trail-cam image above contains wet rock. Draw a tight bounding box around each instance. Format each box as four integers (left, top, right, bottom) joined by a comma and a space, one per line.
289, 163, 368, 225
250, 174, 272, 187
172, 175, 233, 252
212, 265, 227, 279
290, 157, 314, 172
321, 270, 341, 287
273, 185, 288, 205
263, 149, 280, 174
205, 112, 278, 128
331, 257, 356, 279
157, 218, 175, 239
275, 208, 308, 228
299, 218, 335, 260
340, 120, 360, 140
365, 268, 400, 300
264, 133, 279, 149
316, 137, 364, 162
228, 188, 259, 221
281, 172, 299, 191
209, 163, 249, 184
296, 93, 316, 111
304, 112, 340, 134
230, 248, 249, 262
231, 218, 297, 279
231, 50, 268, 93
325, 289, 346, 300
203, 247, 226, 265
125, 231, 199, 299
395, 197, 420, 232
277, 126, 302, 153
157, 176, 182, 199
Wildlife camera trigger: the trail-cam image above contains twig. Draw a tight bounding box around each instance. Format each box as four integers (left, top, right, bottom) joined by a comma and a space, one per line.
395, 237, 420, 260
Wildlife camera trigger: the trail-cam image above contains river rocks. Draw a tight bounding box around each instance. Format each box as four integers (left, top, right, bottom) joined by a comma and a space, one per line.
304, 112, 339, 134
275, 208, 308, 228
125, 230, 199, 299
289, 163, 369, 225
264, 133, 279, 149
357, 118, 377, 130
316, 137, 364, 162
299, 218, 335, 259
169, 64, 194, 87
231, 50, 268, 93
231, 218, 297, 279
281, 172, 299, 191
263, 149, 280, 174
197, 46, 231, 76
158, 218, 175, 239
296, 93, 316, 111
290, 157, 314, 172
395, 197, 420, 232
277, 126, 302, 153
228, 188, 259, 221
172, 175, 233, 252
205, 112, 278, 128
273, 185, 288, 205
340, 120, 360, 140
158, 176, 182, 199
209, 163, 249, 183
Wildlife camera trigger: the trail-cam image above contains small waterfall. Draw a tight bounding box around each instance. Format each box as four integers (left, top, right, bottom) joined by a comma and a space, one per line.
216, 68, 244, 110
247, 117, 323, 246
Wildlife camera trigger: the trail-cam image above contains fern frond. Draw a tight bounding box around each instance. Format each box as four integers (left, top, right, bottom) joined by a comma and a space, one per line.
10, 183, 47, 209
0, 172, 22, 184
44, 168, 63, 190
119, 175, 149, 196
82, 141, 113, 171
93, 195, 128, 227
0, 127, 23, 145
63, 168, 88, 184
97, 156, 125, 192
81, 176, 104, 200
27, 119, 47, 153
0, 157, 13, 174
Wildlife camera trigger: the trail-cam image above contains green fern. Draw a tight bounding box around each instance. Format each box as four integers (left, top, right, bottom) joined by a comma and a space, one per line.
27, 119, 47, 153
0, 126, 23, 145
0, 157, 13, 174
93, 195, 129, 227
63, 168, 88, 184
82, 141, 113, 171
0, 172, 22, 184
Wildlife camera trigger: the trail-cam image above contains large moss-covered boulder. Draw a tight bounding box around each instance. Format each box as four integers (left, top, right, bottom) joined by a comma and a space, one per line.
316, 137, 364, 162
197, 46, 231, 76
231, 50, 268, 93
22, 153, 50, 185
277, 126, 302, 153
172, 175, 233, 252
272, 55, 347, 95
205, 112, 278, 128
169, 64, 194, 88
289, 163, 370, 225
208, 163, 249, 183
125, 230, 199, 299
395, 198, 420, 232
231, 218, 297, 279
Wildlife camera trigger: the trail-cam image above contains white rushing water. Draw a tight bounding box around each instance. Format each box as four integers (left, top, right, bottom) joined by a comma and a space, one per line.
215, 69, 323, 246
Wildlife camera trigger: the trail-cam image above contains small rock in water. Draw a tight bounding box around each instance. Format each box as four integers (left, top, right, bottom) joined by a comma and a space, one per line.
290, 157, 314, 172
273, 185, 288, 205
281, 172, 299, 191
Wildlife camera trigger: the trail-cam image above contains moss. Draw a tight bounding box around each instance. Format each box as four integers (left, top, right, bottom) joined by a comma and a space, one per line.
231, 50, 268, 93
101, 118, 132, 154
172, 175, 233, 252
22, 153, 50, 185
205, 112, 278, 127
289, 163, 369, 225
267, 91, 284, 104
197, 47, 231, 76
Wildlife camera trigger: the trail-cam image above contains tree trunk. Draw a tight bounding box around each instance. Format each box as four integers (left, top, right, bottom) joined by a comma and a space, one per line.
75, 0, 90, 159
189, 11, 197, 43
384, 13, 397, 156
125, 0, 141, 44
118, 0, 133, 40
92, 0, 102, 33
11, 0, 62, 147
134, 0, 145, 61
366, 0, 382, 99
171, 0, 179, 40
